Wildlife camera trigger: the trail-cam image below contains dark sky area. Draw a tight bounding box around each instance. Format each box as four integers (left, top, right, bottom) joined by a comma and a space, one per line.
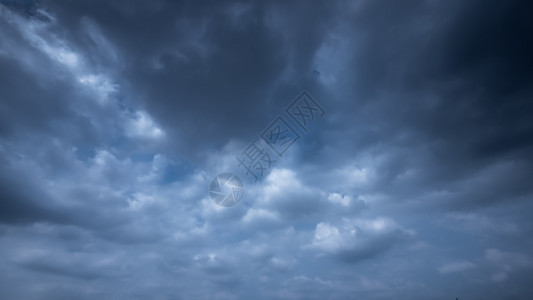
1, 0, 533, 299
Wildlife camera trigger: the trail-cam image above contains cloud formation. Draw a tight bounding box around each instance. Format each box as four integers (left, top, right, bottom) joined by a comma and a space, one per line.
1, 0, 532, 299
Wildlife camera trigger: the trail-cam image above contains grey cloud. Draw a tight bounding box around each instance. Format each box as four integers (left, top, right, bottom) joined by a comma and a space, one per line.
35, 0, 338, 160
1, 0, 533, 299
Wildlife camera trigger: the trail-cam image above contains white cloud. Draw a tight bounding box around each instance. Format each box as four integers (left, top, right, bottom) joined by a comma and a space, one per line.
309, 217, 411, 259
311, 222, 344, 253
327, 192, 352, 206
262, 168, 303, 202
78, 74, 118, 104
125, 110, 165, 139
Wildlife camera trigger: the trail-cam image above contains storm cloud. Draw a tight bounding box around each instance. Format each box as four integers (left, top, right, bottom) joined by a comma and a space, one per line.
1, 0, 532, 299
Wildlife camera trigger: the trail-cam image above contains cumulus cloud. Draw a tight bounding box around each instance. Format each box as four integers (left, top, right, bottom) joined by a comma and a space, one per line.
309, 217, 412, 262
1, 0, 532, 299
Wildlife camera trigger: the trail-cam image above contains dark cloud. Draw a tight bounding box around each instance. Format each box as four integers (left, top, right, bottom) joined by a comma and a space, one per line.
33, 0, 338, 160
306, 0, 533, 212
1, 0, 532, 299
0, 165, 64, 224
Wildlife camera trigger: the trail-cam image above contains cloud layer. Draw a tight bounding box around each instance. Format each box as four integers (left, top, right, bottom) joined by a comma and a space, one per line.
1, 0, 532, 299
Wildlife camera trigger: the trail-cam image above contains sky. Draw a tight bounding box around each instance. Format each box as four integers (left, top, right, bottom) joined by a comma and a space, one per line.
0, 0, 532, 299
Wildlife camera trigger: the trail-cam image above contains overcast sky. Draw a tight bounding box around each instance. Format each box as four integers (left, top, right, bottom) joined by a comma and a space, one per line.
1, 0, 533, 299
